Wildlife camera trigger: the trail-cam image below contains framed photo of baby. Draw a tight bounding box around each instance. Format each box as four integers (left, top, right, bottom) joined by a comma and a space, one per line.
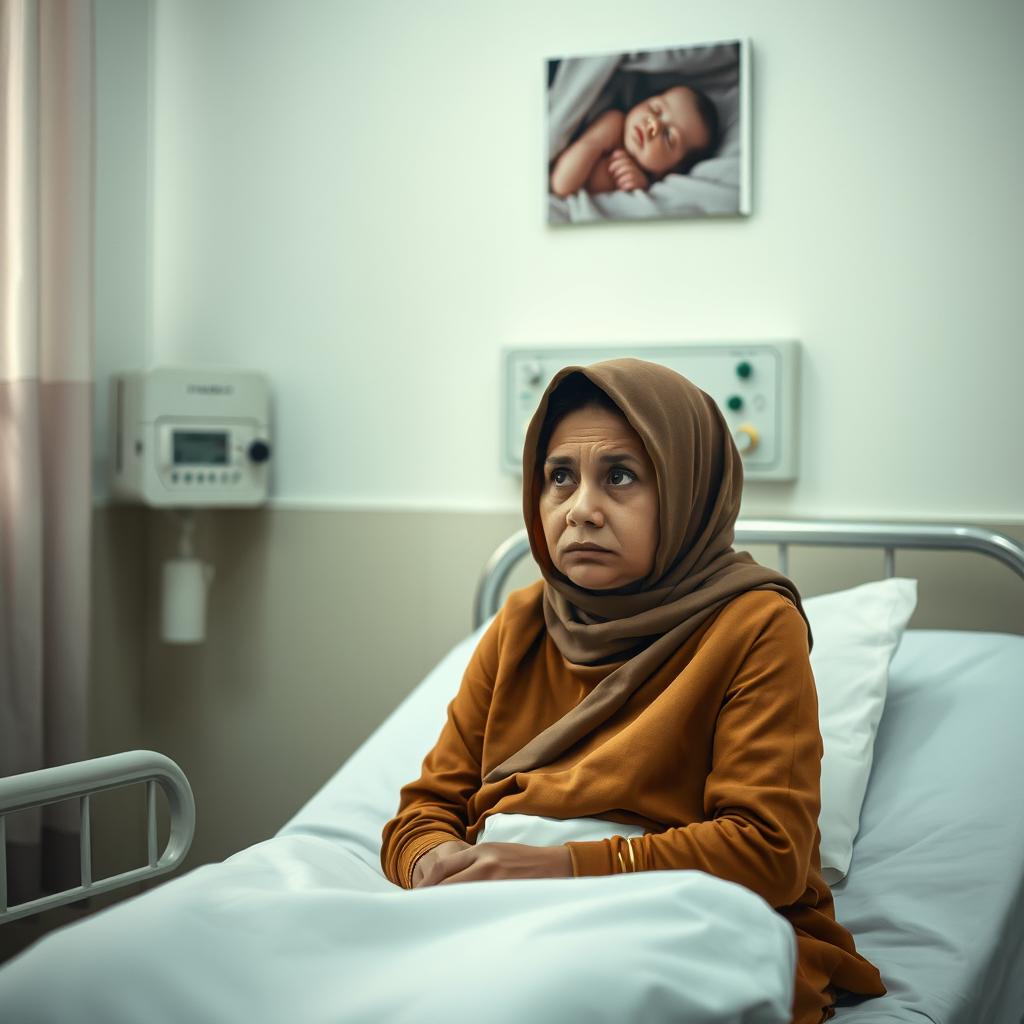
546, 39, 750, 225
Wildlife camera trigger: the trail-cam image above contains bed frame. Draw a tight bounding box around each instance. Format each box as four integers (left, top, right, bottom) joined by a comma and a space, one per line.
2, 518, 1022, 928
473, 518, 1024, 629
0, 752, 194, 924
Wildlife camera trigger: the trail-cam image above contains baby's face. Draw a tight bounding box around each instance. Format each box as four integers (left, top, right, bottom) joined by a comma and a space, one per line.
623, 86, 710, 176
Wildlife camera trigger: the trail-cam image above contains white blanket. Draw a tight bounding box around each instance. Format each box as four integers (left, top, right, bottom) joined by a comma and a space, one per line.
0, 819, 796, 1023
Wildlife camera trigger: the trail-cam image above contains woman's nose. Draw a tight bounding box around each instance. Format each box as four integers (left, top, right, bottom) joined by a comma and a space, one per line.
644, 114, 658, 139
566, 486, 604, 526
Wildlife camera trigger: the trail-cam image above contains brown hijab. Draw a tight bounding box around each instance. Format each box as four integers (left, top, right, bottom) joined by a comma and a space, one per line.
482, 357, 813, 786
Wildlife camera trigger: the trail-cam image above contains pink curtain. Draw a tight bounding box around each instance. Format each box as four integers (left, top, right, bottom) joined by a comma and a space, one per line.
0, 0, 94, 904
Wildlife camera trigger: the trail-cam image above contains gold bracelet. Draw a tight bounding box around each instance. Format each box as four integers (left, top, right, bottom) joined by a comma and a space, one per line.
626, 836, 637, 871
616, 849, 626, 873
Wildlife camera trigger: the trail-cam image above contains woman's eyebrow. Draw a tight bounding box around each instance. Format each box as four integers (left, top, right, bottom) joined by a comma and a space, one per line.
545, 452, 641, 467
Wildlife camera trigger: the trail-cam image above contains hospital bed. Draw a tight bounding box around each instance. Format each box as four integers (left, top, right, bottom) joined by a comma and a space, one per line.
1, 518, 1022, 1023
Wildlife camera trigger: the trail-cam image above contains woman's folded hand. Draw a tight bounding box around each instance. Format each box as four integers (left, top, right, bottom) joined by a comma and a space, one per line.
419, 842, 573, 887
411, 839, 470, 888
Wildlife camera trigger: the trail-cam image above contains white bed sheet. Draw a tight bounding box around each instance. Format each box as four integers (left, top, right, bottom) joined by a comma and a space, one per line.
830, 629, 1024, 1023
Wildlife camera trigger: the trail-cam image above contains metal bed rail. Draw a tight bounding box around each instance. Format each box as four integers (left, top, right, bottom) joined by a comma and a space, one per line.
0, 750, 195, 925
473, 519, 1024, 629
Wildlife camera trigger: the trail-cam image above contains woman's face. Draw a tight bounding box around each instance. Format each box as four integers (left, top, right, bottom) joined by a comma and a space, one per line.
539, 405, 659, 590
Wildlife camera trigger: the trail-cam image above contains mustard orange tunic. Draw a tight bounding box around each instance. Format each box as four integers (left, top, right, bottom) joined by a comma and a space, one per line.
381, 581, 886, 1023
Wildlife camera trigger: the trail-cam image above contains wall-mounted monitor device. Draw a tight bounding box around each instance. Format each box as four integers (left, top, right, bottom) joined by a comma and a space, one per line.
111, 368, 272, 507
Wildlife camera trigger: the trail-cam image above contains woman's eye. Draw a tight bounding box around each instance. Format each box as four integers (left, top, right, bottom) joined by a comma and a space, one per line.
548, 467, 636, 487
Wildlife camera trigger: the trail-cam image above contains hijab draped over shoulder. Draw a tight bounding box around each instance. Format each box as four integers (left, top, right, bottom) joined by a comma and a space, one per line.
482, 357, 813, 786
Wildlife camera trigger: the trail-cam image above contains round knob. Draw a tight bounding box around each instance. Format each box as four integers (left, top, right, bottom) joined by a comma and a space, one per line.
736, 361, 753, 380
732, 424, 760, 454
248, 439, 271, 463
726, 394, 744, 412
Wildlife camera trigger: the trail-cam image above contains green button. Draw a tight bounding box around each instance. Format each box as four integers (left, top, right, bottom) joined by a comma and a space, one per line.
736, 361, 753, 379
727, 395, 744, 411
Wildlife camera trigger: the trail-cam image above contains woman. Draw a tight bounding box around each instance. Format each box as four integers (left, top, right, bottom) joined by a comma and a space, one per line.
381, 358, 886, 1024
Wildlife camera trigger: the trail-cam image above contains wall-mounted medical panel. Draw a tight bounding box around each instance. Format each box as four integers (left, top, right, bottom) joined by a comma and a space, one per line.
111, 368, 272, 507
503, 342, 800, 481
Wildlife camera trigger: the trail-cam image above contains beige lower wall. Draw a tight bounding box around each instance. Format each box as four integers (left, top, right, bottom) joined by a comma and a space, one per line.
139, 507, 532, 870
5, 507, 1021, 965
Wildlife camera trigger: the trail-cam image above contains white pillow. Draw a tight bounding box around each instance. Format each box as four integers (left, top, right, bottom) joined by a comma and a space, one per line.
804, 577, 918, 885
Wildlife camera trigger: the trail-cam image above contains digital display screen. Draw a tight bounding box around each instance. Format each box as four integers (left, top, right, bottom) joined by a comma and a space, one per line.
173, 431, 229, 465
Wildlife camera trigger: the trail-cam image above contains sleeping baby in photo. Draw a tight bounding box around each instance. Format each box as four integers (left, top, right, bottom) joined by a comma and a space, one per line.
549, 82, 721, 198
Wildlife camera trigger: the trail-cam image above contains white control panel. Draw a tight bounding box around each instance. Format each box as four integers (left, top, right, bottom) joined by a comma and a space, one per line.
111, 368, 272, 507
503, 342, 800, 481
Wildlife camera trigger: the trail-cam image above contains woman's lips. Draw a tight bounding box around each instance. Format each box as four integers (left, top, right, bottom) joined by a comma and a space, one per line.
565, 548, 613, 557
633, 124, 643, 148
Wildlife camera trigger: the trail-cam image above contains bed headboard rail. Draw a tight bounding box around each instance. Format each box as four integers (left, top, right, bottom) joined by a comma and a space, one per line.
473, 519, 1024, 630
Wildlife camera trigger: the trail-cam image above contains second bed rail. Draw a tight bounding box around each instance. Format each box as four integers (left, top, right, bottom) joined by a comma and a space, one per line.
0, 750, 195, 925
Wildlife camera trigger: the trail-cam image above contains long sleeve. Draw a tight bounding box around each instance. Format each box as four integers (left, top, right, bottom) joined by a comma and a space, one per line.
380, 609, 502, 889
565, 595, 822, 909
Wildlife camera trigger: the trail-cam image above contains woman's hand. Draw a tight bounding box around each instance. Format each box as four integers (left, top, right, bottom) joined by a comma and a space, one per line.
419, 842, 573, 887
608, 148, 650, 192
411, 839, 470, 888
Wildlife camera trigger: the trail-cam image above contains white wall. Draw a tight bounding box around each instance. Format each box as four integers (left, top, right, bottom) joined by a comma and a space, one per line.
94, 0, 154, 499
107, 0, 1024, 520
